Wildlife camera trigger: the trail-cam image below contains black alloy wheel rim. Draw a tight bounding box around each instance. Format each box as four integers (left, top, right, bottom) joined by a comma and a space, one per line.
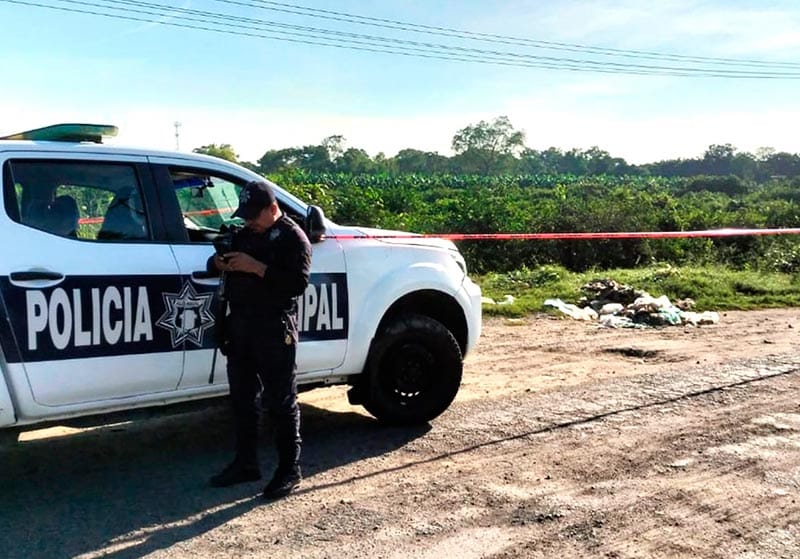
382, 342, 436, 404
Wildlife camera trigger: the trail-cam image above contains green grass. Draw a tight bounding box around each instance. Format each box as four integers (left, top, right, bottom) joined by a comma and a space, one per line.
477, 264, 800, 317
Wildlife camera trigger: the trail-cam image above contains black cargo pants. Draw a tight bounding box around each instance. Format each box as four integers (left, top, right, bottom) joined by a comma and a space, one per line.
225, 311, 301, 472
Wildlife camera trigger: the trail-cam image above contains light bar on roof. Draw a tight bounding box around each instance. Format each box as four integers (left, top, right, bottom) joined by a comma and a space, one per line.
0, 123, 118, 143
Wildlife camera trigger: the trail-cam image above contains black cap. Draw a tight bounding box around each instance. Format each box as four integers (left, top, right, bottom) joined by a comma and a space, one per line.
232, 180, 277, 220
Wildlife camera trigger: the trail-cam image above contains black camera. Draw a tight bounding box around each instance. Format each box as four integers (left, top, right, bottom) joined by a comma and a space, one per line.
213, 223, 241, 260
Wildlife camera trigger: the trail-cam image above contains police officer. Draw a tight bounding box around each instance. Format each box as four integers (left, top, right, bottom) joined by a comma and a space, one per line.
207, 179, 311, 500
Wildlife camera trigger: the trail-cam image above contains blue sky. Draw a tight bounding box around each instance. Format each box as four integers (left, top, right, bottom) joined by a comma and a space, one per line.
2, 0, 800, 164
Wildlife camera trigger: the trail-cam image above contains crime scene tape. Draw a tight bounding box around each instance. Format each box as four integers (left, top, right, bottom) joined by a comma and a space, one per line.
75, 203, 800, 241
328, 228, 800, 241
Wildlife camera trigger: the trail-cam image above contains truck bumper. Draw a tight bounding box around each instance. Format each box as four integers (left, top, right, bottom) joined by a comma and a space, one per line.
458, 276, 483, 357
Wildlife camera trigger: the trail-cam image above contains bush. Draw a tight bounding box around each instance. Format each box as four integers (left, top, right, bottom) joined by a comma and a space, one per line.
268, 171, 800, 273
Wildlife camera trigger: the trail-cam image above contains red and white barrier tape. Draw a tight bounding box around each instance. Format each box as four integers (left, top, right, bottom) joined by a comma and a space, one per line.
328, 228, 800, 241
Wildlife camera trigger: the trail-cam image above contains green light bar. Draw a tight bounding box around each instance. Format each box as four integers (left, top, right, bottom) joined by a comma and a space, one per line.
0, 123, 118, 143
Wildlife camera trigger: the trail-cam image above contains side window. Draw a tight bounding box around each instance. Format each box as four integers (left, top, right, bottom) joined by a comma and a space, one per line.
6, 160, 150, 241
170, 169, 242, 242
168, 168, 306, 243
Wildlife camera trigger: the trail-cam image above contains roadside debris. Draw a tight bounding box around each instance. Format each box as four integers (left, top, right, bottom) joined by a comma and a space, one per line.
482, 295, 516, 306
545, 279, 720, 328
543, 298, 598, 321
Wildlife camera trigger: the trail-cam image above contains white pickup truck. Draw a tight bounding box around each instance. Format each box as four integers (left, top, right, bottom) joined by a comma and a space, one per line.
0, 124, 482, 442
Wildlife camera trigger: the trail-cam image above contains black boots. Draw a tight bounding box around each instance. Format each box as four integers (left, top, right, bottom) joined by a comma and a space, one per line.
262, 466, 302, 500
209, 461, 262, 488
209, 461, 301, 501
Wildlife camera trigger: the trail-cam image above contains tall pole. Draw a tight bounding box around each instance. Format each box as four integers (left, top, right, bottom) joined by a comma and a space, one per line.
174, 121, 182, 150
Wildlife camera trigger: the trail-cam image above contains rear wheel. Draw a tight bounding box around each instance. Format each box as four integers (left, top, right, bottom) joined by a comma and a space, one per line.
362, 314, 462, 425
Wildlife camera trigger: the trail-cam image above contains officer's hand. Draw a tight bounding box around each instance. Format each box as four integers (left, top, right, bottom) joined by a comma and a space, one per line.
213, 254, 230, 271
223, 252, 267, 278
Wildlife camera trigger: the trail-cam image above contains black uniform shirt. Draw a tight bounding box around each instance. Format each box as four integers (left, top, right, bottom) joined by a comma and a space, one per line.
209, 214, 311, 316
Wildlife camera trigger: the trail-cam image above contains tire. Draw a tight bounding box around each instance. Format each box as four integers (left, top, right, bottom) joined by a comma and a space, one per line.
362, 314, 463, 425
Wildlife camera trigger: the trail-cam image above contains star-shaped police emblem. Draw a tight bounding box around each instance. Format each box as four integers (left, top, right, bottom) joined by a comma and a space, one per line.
156, 282, 216, 348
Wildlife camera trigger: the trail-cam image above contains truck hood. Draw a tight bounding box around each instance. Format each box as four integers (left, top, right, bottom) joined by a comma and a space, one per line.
344, 226, 459, 251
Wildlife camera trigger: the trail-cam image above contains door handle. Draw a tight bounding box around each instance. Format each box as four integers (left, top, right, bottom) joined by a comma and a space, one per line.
10, 271, 64, 281
9, 270, 65, 288
190, 271, 220, 286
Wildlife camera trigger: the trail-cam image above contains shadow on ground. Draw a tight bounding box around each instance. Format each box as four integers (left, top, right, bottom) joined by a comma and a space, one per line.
0, 395, 429, 559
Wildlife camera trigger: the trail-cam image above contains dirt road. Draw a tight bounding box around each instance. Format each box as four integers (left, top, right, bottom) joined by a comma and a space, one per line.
1, 309, 799, 558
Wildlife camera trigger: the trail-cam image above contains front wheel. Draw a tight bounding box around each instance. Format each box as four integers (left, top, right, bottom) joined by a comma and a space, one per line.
362, 314, 463, 425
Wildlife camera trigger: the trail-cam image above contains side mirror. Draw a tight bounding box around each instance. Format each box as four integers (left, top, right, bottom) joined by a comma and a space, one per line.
304, 205, 326, 244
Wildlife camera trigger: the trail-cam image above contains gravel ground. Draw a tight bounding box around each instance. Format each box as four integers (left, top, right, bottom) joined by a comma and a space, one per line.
1, 309, 799, 558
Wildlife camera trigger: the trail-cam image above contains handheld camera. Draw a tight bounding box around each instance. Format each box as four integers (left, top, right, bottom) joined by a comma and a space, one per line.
213, 223, 241, 262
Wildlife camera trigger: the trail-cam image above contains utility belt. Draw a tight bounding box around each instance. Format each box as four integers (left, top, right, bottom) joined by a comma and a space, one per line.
228, 301, 297, 322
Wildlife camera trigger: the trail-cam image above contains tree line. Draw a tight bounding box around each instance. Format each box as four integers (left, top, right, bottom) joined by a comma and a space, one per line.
195, 116, 800, 182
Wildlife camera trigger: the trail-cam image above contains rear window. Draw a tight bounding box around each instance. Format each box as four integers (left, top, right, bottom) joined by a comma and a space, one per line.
4, 159, 150, 241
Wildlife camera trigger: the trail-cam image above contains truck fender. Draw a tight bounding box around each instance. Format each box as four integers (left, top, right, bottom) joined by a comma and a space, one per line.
345, 262, 462, 374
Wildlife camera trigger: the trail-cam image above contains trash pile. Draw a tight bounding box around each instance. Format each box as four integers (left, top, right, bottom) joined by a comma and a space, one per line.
544, 279, 720, 328
482, 294, 516, 306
